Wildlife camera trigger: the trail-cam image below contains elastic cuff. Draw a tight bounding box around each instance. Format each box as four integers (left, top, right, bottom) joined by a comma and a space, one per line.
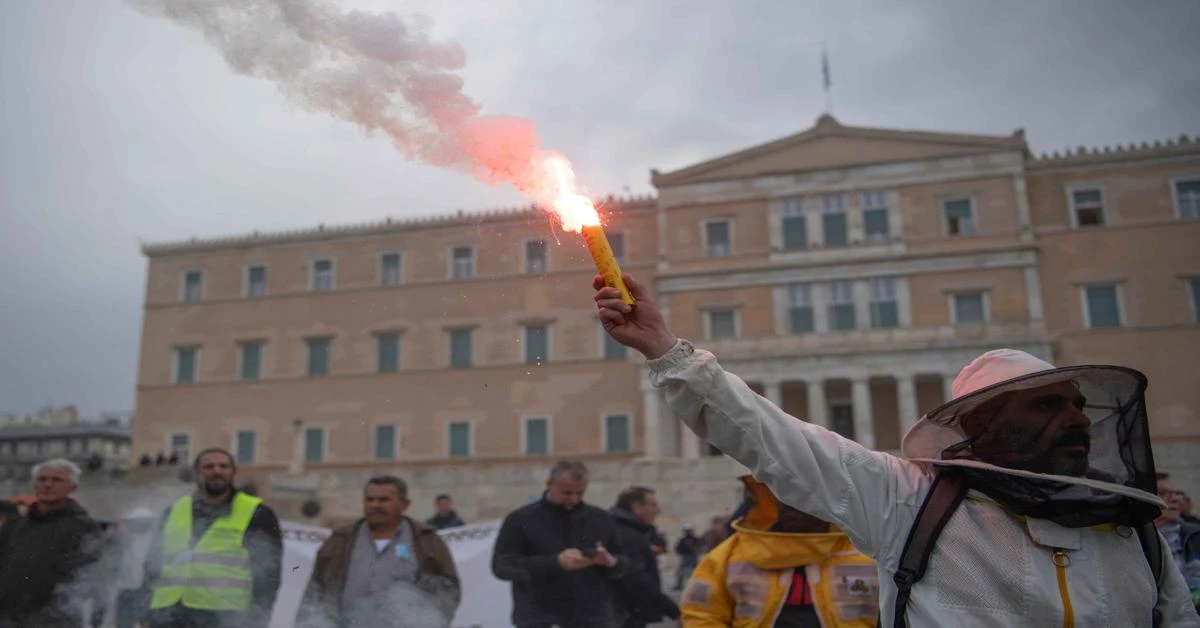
647, 339, 694, 375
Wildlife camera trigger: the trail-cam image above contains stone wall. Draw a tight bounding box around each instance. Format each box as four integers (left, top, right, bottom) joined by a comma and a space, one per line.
263, 456, 753, 534
6, 441, 1195, 528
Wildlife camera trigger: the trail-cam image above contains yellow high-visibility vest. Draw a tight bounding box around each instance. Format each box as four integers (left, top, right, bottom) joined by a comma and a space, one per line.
150, 492, 261, 611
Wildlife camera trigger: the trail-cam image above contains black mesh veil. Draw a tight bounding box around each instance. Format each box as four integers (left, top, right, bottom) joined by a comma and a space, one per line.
908, 365, 1161, 528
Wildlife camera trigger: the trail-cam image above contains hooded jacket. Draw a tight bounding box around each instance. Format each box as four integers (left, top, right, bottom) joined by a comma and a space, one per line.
0, 499, 101, 627
648, 342, 1200, 627
682, 477, 877, 628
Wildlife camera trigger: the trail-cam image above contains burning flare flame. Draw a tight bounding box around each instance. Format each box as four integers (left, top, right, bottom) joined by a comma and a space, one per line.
527, 155, 602, 233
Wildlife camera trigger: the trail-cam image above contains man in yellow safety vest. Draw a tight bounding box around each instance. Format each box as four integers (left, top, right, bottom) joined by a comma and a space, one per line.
143, 448, 282, 628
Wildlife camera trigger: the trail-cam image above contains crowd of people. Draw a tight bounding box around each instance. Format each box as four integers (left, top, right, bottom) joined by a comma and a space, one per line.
1, 271, 1199, 627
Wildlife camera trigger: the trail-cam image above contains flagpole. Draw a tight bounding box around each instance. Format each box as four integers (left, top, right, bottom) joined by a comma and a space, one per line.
822, 43, 832, 115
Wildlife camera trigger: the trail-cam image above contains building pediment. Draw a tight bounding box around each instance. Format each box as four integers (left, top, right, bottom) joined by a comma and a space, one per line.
651, 115, 1027, 187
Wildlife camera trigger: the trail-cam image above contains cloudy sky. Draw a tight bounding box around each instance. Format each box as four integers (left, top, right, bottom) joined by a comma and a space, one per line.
1, 0, 1198, 418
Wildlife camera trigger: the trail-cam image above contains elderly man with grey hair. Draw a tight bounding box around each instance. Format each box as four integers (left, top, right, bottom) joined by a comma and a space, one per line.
0, 458, 102, 628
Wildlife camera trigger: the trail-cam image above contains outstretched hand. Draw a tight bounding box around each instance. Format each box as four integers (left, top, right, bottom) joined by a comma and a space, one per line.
593, 274, 678, 360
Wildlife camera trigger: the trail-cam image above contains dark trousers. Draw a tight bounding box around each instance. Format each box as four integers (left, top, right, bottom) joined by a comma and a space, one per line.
147, 604, 263, 628
676, 556, 698, 589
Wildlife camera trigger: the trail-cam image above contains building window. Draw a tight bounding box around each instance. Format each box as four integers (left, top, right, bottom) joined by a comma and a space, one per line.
239, 342, 263, 381
952, 292, 987, 324
787, 283, 814, 334
169, 433, 191, 461
377, 333, 400, 373
1190, 279, 1200, 323
607, 231, 626, 262
525, 240, 547, 274
862, 191, 890, 243
821, 194, 848, 247
869, 278, 899, 329
174, 347, 198, 384
945, 199, 975, 236
235, 430, 256, 465
603, 326, 627, 360
449, 328, 473, 368
524, 418, 549, 455
707, 309, 737, 340
306, 338, 331, 376
1175, 179, 1200, 219
1083, 285, 1122, 329
524, 325, 549, 365
448, 422, 471, 458
781, 198, 807, 251
1070, 188, 1105, 228
245, 265, 267, 298
374, 424, 397, 461
311, 259, 335, 292
380, 253, 402, 287
830, 402, 855, 440
451, 246, 474, 280
705, 220, 731, 257
304, 428, 325, 463
828, 281, 856, 331
604, 414, 631, 453
182, 270, 204, 303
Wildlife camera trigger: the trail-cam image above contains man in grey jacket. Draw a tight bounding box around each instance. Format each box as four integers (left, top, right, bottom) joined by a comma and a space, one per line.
594, 274, 1199, 627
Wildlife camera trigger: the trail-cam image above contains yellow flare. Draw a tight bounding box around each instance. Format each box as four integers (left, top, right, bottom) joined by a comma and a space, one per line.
581, 225, 634, 305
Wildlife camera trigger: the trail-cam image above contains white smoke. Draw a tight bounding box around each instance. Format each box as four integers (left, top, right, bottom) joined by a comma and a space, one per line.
127, 0, 558, 201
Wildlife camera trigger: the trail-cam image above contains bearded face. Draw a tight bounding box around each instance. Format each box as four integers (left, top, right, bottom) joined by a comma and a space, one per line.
962, 382, 1092, 477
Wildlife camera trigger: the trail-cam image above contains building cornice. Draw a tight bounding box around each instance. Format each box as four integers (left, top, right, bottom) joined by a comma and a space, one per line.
1028, 135, 1198, 171
142, 195, 656, 258
651, 114, 1028, 187
656, 243, 1038, 293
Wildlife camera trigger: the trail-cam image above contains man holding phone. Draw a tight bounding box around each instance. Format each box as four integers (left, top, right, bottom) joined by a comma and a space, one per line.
492, 460, 627, 628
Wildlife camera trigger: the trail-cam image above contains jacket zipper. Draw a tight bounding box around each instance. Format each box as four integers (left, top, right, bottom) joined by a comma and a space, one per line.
1052, 549, 1074, 628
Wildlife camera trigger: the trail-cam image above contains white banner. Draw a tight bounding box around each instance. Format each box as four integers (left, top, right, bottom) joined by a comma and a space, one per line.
271, 519, 512, 628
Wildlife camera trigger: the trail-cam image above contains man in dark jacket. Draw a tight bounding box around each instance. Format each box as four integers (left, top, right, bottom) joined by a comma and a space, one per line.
425, 494, 465, 530
0, 458, 102, 628
673, 526, 702, 591
491, 460, 627, 628
610, 487, 680, 627
300, 476, 460, 627
143, 448, 282, 628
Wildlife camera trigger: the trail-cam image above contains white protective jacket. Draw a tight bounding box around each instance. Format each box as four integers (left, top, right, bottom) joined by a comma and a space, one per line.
648, 343, 1200, 627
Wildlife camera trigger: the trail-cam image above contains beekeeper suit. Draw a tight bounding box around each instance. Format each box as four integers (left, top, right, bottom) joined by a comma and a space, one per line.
592, 275, 1200, 627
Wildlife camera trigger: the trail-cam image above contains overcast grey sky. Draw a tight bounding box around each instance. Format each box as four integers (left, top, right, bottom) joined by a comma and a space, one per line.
1, 0, 1198, 418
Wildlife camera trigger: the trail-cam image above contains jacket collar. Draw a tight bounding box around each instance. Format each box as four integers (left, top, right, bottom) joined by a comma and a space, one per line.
28, 498, 86, 521
610, 506, 653, 532
539, 493, 585, 514
333, 515, 435, 539
730, 518, 859, 569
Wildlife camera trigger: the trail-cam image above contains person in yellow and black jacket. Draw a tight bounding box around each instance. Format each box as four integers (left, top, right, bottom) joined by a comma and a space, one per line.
681, 476, 878, 628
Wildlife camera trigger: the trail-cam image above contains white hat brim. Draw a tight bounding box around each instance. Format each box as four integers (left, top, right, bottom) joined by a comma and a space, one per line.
901, 364, 1146, 461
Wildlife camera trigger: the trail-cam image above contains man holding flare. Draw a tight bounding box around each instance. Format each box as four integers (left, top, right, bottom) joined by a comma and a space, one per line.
592, 273, 1199, 627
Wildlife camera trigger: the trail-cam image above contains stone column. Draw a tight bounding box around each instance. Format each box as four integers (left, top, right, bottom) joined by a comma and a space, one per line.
681, 431, 701, 459
806, 379, 828, 428
1024, 266, 1045, 323
289, 418, 305, 475
896, 374, 919, 438
641, 386, 662, 459
763, 380, 783, 410
851, 378, 876, 450
943, 374, 956, 405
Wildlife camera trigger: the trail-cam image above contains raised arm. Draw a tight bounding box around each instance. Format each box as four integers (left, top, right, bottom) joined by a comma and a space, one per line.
594, 274, 925, 556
